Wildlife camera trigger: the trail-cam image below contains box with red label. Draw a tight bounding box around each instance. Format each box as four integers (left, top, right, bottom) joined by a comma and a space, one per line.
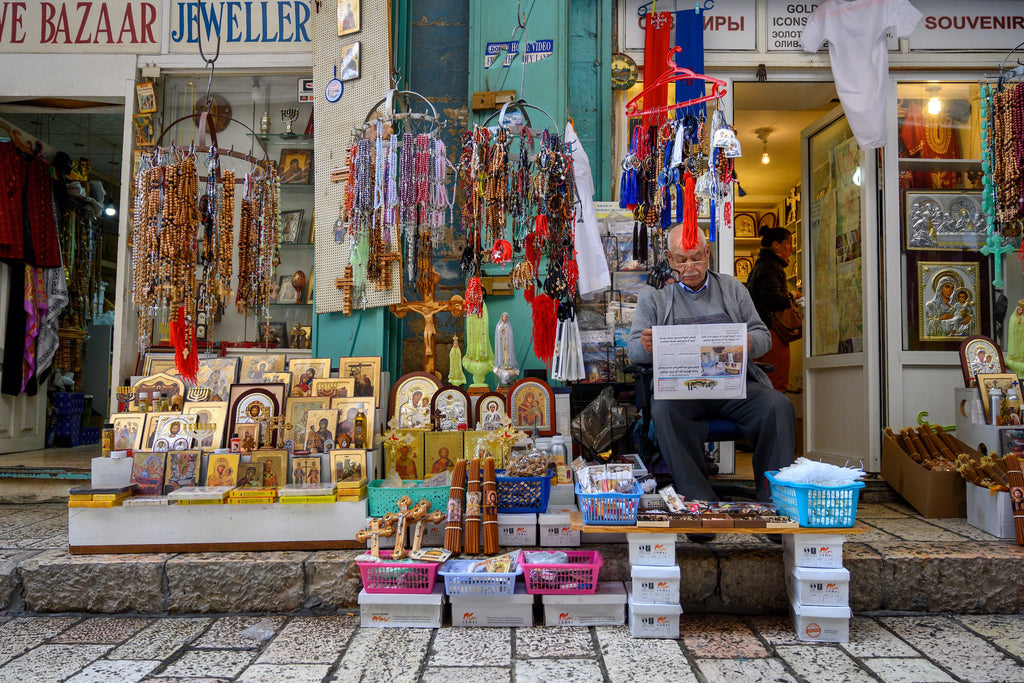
497, 513, 537, 547
630, 565, 680, 605
785, 555, 850, 607
627, 533, 675, 566
782, 534, 845, 569
790, 597, 850, 643
538, 505, 580, 547
450, 583, 534, 628
358, 584, 444, 628
627, 590, 682, 639
541, 581, 626, 626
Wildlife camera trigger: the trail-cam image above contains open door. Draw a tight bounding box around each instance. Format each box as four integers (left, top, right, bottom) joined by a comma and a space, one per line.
801, 107, 882, 470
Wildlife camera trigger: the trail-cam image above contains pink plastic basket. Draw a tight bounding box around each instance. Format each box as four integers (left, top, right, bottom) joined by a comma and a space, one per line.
520, 550, 604, 595
358, 551, 439, 594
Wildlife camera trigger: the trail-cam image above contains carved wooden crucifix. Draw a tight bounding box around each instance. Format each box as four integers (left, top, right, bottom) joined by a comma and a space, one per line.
390, 269, 464, 378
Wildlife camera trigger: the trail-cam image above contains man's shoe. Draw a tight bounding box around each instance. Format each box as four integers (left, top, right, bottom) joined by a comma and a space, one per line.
686, 533, 715, 544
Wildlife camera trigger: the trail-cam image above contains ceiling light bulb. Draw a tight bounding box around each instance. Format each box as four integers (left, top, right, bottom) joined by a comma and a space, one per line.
927, 96, 942, 115
761, 150, 770, 165
104, 201, 117, 217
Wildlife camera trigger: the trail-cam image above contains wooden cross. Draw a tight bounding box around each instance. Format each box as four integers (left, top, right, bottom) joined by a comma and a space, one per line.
383, 495, 417, 560
981, 233, 1015, 289
356, 517, 396, 558
334, 265, 355, 315
374, 252, 402, 288
391, 269, 465, 378
410, 504, 446, 555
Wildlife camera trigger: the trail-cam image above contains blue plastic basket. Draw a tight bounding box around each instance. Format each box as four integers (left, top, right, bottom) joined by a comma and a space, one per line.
765, 471, 863, 528
495, 469, 552, 514
576, 482, 642, 525
438, 559, 520, 597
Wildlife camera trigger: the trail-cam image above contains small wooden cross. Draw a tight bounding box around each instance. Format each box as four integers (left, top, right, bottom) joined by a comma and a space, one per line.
383, 495, 417, 560
334, 265, 355, 315
391, 270, 465, 378
980, 233, 1015, 288
410, 504, 446, 555
267, 415, 293, 448
356, 517, 396, 558
374, 251, 402, 288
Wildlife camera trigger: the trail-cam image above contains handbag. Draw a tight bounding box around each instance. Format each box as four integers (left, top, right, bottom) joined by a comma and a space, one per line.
771, 296, 803, 343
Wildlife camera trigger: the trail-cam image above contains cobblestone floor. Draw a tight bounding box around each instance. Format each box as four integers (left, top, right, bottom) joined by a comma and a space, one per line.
0, 611, 1022, 682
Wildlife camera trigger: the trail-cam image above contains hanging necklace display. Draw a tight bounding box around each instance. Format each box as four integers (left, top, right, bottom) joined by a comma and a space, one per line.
325, 65, 344, 103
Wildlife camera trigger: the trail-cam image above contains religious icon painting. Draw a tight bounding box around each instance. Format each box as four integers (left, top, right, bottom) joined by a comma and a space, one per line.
152, 414, 198, 452
463, 430, 501, 467
507, 378, 556, 436
339, 356, 382, 407
476, 392, 508, 431
905, 190, 986, 251
735, 212, 757, 238
977, 373, 1022, 425
163, 451, 200, 494
205, 452, 240, 487
285, 396, 331, 452
331, 397, 375, 448
291, 456, 323, 485
140, 412, 177, 451
263, 372, 295, 396
389, 372, 442, 430
236, 461, 265, 488
424, 431, 464, 476
134, 114, 155, 147
279, 148, 312, 184
304, 409, 340, 453
387, 430, 425, 481
758, 211, 779, 230
236, 423, 260, 453
111, 413, 147, 451
913, 257, 984, 345
131, 373, 186, 411
431, 386, 471, 431
196, 357, 240, 401
959, 335, 1006, 388
279, 209, 304, 244
734, 256, 753, 283
311, 377, 355, 399
337, 0, 359, 36
339, 41, 360, 81
230, 353, 287, 384
289, 358, 332, 395
182, 401, 228, 450
131, 451, 167, 497
253, 450, 287, 488
330, 449, 366, 483
226, 383, 287, 447
142, 353, 177, 376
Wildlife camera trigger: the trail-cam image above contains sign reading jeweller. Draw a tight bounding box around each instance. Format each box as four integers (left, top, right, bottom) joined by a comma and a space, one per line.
169, 0, 311, 53
0, 1, 159, 52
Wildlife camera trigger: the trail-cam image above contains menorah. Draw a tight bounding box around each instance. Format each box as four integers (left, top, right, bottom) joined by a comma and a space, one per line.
115, 386, 136, 412
280, 108, 299, 137
184, 422, 216, 447
186, 386, 211, 403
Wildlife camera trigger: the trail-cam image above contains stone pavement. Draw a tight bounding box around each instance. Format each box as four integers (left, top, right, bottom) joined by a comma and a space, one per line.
1, 611, 1024, 682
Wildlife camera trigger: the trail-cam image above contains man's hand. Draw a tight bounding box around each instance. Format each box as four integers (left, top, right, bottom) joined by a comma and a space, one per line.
641, 328, 653, 353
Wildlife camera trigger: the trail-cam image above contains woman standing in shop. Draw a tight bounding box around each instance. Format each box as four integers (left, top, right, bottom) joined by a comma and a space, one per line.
748, 226, 799, 392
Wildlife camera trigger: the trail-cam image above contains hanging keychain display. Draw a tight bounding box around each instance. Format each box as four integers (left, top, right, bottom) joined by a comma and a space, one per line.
325, 66, 344, 103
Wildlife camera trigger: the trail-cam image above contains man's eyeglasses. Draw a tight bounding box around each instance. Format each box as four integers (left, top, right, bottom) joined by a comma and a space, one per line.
668, 255, 707, 271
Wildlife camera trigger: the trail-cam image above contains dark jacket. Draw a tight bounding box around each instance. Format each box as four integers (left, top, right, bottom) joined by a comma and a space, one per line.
747, 248, 791, 327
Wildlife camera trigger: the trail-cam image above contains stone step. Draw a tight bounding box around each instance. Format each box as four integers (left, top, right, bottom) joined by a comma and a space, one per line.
4, 537, 1023, 616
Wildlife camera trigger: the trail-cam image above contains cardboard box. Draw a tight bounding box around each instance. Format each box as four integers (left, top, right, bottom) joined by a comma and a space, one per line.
419, 518, 445, 547
497, 513, 537, 547
784, 556, 850, 607
548, 481, 576, 506
358, 585, 445, 628
966, 482, 1015, 539
627, 590, 681, 639
782, 534, 845, 569
790, 597, 851, 643
541, 582, 627, 626
450, 583, 534, 627
91, 457, 133, 489
630, 565, 680, 605
881, 432, 969, 517
539, 506, 581, 547
627, 534, 676, 566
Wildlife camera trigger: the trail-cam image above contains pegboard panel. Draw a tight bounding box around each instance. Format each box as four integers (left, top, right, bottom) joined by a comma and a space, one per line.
312, 1, 400, 315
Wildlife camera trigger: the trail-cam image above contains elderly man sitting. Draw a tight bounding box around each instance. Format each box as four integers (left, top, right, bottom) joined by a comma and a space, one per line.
627, 224, 796, 508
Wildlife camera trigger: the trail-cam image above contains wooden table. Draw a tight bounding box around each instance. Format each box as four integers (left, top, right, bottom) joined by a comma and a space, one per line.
568, 511, 868, 536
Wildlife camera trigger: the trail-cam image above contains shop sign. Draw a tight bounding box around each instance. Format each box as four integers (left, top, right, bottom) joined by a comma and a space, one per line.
169, 0, 311, 53
0, 1, 159, 52
764, 1, 898, 52
484, 39, 554, 68
907, 0, 1024, 51
622, 0, 755, 54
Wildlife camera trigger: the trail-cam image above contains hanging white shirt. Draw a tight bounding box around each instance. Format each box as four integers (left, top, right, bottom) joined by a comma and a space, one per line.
801, 0, 921, 149
565, 121, 610, 300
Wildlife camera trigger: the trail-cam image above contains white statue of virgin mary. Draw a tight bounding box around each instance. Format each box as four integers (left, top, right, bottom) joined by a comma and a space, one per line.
493, 312, 520, 386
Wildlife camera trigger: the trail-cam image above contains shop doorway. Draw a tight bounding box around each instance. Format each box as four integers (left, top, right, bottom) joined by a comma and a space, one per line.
0, 106, 124, 454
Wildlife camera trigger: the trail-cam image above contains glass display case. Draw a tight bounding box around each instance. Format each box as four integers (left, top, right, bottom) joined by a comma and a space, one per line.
153, 73, 314, 348
895, 81, 988, 352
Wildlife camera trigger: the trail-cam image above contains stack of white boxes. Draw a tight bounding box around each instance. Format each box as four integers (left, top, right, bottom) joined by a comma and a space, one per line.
784, 534, 851, 642
538, 505, 581, 547
625, 534, 682, 638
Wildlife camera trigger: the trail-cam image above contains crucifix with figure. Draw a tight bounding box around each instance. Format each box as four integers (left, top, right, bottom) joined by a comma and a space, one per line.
391, 269, 464, 379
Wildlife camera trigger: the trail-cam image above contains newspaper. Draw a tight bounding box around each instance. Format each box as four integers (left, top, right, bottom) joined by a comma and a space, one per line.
652, 323, 748, 400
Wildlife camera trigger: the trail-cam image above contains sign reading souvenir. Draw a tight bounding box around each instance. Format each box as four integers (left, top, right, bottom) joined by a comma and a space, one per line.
0, 1, 160, 52
907, 0, 1024, 51
169, 0, 312, 53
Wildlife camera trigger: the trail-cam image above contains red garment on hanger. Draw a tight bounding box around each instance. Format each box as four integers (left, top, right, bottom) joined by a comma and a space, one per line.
0, 142, 61, 267
642, 12, 674, 128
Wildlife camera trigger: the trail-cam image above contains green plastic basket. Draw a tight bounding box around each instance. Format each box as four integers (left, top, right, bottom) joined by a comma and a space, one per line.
367, 479, 451, 517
